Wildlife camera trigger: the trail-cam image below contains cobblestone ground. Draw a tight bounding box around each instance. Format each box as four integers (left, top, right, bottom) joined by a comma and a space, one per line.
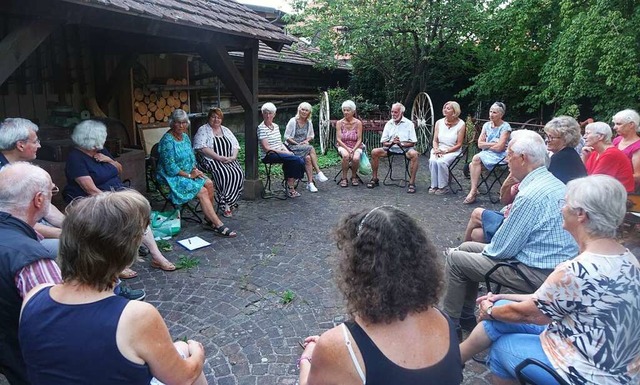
2, 156, 502, 385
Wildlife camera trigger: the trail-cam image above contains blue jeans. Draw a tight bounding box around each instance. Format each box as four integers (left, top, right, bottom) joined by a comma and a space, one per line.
483, 300, 558, 383
262, 152, 305, 180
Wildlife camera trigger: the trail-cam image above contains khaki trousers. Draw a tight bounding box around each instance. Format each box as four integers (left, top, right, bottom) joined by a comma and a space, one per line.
442, 241, 552, 319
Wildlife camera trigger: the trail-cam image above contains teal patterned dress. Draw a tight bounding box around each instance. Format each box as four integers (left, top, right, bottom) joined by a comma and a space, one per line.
156, 132, 205, 205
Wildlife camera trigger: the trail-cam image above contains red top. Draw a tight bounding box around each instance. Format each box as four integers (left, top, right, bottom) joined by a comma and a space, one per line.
585, 146, 635, 192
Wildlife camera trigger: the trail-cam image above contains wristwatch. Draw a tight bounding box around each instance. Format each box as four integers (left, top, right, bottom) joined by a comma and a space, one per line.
486, 304, 496, 320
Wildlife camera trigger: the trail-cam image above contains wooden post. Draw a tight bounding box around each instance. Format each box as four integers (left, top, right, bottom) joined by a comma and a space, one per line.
243, 40, 261, 199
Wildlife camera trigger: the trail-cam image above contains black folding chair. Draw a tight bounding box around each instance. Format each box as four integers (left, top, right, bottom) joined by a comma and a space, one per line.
484, 261, 537, 295
260, 150, 294, 200
149, 143, 203, 223
515, 358, 570, 385
478, 157, 509, 203
333, 144, 365, 186
383, 144, 410, 187
447, 145, 469, 194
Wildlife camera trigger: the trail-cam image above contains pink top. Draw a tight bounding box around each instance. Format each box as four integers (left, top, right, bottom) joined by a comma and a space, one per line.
341, 124, 361, 150
612, 136, 640, 160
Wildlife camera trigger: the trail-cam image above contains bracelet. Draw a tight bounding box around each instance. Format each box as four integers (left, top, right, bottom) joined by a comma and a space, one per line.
188, 173, 192, 179
296, 355, 312, 369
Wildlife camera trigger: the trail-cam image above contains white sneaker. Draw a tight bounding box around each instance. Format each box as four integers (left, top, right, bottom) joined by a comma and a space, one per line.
307, 182, 318, 193
314, 171, 329, 183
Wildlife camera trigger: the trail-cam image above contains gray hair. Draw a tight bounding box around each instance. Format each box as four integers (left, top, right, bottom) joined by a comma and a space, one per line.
0, 118, 39, 151
565, 175, 627, 238
613, 109, 640, 133
392, 102, 406, 114
261, 102, 277, 114
585, 122, 612, 143
169, 109, 190, 127
491, 102, 506, 116
544, 116, 582, 148
71, 120, 107, 150
342, 100, 357, 111
0, 162, 51, 214
295, 102, 313, 120
509, 129, 547, 167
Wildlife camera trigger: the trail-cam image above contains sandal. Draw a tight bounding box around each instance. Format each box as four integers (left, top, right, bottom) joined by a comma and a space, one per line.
351, 178, 359, 186
221, 204, 232, 218
203, 221, 237, 237
407, 184, 416, 194
428, 187, 437, 194
150, 258, 176, 271
463, 192, 478, 204
287, 188, 301, 198
339, 178, 349, 188
119, 268, 138, 279
366, 178, 379, 189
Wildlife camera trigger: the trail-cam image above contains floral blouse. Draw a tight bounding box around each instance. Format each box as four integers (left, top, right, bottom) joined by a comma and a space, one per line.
534, 250, 640, 385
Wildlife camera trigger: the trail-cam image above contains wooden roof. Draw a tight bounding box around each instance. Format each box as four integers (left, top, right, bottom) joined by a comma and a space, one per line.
59, 0, 293, 46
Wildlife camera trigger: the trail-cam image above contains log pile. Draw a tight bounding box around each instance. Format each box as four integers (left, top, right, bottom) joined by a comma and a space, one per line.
133, 78, 190, 124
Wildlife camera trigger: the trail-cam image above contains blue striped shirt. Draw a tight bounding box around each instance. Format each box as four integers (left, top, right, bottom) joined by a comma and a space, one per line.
483, 167, 578, 269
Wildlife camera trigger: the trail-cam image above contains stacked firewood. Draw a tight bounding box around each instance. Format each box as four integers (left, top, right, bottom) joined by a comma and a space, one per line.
133, 78, 189, 124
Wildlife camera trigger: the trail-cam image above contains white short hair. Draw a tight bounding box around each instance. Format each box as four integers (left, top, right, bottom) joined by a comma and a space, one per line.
169, 109, 190, 127
0, 118, 39, 151
509, 130, 547, 167
392, 102, 405, 114
613, 109, 640, 132
71, 120, 107, 151
585, 122, 612, 143
491, 102, 506, 116
296, 102, 313, 120
565, 175, 627, 238
0, 162, 50, 214
342, 100, 356, 111
544, 116, 581, 148
261, 102, 277, 113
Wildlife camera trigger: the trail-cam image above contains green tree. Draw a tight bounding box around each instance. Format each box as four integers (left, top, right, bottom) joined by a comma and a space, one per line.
288, 0, 484, 108
462, 0, 640, 118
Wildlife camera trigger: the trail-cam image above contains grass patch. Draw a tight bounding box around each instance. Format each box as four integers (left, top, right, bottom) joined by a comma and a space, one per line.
175, 255, 200, 270
279, 289, 296, 305
156, 239, 173, 252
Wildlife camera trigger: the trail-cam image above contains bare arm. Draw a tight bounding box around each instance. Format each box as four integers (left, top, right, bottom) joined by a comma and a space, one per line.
632, 150, 640, 184
34, 223, 61, 238
260, 138, 292, 155
122, 302, 205, 385
488, 130, 510, 152
75, 176, 104, 196
94, 153, 122, 174
432, 123, 441, 152
478, 297, 550, 325
43, 204, 65, 228
499, 173, 519, 205
335, 120, 346, 149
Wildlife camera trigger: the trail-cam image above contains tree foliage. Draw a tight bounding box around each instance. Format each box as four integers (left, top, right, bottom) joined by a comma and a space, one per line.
288, 0, 484, 108
462, 0, 640, 118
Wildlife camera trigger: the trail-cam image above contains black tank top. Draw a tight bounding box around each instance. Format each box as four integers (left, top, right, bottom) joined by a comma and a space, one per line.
344, 314, 463, 385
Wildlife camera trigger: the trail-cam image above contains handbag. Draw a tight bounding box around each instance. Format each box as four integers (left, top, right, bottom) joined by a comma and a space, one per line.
359, 150, 372, 175
150, 209, 181, 239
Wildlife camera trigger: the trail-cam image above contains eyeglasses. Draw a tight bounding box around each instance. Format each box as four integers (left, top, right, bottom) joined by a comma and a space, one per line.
51, 185, 59, 196
21, 138, 40, 145
177, 121, 189, 126
558, 198, 566, 208
545, 135, 561, 142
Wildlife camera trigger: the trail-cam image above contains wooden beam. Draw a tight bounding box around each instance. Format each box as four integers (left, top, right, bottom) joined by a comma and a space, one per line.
96, 53, 138, 111
0, 20, 58, 86
197, 44, 252, 109
243, 41, 259, 184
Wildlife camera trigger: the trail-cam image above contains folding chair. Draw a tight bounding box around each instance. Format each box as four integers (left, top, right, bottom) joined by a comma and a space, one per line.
261, 151, 290, 200
333, 143, 365, 186
478, 157, 509, 203
149, 143, 202, 223
383, 144, 410, 187
484, 261, 537, 295
515, 358, 570, 385
447, 145, 469, 194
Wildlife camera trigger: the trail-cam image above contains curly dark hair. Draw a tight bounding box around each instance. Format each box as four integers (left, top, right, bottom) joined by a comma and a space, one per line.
334, 206, 444, 324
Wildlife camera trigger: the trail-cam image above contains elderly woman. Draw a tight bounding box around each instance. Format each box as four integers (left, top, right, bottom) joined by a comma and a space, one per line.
19, 190, 206, 385
429, 101, 466, 195
335, 100, 364, 187
544, 116, 587, 183
463, 102, 511, 204
285, 102, 328, 193
157, 109, 236, 236
298, 206, 463, 385
581, 121, 634, 192
612, 109, 640, 191
193, 108, 245, 218
63, 120, 176, 274
258, 102, 306, 198
460, 175, 640, 385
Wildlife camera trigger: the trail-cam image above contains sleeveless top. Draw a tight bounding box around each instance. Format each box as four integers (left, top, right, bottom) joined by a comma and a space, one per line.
341, 122, 360, 150
343, 315, 463, 385
613, 136, 640, 160
19, 287, 153, 385
435, 118, 465, 152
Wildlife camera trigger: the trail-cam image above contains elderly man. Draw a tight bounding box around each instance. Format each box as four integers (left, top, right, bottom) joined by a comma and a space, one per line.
443, 130, 578, 336
0, 162, 62, 385
0, 118, 65, 257
367, 102, 420, 193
